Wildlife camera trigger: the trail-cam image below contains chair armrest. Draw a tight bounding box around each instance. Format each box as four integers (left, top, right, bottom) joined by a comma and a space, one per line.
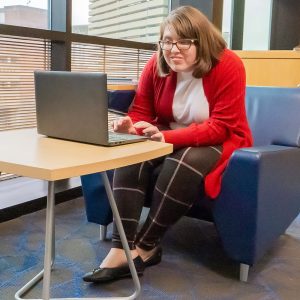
80, 171, 113, 225
213, 145, 300, 265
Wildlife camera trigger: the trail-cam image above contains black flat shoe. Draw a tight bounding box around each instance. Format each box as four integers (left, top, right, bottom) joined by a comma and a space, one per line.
83, 256, 145, 283
143, 246, 162, 267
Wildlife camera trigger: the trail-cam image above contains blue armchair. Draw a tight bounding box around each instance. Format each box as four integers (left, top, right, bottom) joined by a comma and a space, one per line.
81, 86, 300, 281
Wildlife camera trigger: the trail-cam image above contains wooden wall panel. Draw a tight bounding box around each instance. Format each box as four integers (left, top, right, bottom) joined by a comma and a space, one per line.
235, 50, 300, 87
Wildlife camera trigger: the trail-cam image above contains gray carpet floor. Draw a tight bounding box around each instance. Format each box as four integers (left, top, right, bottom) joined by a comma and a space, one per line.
0, 196, 300, 300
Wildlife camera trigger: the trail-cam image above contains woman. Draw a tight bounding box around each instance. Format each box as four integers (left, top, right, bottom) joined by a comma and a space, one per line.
83, 5, 252, 283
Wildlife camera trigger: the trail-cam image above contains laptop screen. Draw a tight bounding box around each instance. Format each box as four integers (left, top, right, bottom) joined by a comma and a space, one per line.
34, 71, 109, 145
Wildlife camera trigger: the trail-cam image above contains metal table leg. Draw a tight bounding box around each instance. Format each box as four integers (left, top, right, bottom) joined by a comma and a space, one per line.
15, 174, 141, 300
101, 172, 141, 299
15, 181, 56, 300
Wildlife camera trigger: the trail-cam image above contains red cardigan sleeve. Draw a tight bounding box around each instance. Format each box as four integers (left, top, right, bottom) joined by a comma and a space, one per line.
127, 55, 157, 125
162, 50, 247, 148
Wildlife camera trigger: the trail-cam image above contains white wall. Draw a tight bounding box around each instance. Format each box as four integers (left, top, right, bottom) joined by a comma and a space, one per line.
243, 0, 272, 50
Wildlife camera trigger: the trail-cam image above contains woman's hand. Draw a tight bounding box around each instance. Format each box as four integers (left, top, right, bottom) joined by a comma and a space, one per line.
134, 121, 165, 142
112, 116, 137, 134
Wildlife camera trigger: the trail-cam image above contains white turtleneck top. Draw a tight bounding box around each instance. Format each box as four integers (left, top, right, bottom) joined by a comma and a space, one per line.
170, 71, 209, 130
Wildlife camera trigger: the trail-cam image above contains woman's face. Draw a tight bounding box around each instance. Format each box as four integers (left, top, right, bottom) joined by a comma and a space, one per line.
161, 25, 197, 73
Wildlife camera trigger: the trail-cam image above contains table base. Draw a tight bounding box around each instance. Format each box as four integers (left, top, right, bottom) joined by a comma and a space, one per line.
15, 173, 141, 300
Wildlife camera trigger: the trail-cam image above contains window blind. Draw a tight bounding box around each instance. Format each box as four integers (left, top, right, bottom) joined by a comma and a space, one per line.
71, 42, 154, 81
0, 34, 50, 181
0, 34, 51, 132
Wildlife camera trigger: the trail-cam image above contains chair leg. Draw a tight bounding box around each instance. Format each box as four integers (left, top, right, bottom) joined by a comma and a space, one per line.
240, 263, 249, 282
99, 225, 107, 241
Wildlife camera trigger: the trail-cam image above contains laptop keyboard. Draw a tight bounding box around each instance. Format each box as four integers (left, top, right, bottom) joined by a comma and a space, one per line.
107, 110, 144, 143
108, 131, 142, 142
108, 110, 133, 143
108, 110, 124, 132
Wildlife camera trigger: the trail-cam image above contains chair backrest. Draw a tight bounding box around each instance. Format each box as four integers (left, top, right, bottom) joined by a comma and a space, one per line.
245, 86, 300, 147
108, 87, 300, 148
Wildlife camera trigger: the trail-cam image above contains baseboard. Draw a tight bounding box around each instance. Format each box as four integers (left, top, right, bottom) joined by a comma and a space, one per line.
0, 187, 82, 223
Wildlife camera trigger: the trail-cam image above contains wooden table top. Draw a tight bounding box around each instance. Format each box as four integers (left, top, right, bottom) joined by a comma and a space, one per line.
0, 128, 173, 181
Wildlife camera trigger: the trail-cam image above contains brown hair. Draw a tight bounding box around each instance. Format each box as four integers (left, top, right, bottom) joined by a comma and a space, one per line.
157, 6, 226, 78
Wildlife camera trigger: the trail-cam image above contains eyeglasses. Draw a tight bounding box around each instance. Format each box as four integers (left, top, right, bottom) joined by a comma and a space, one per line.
158, 39, 197, 51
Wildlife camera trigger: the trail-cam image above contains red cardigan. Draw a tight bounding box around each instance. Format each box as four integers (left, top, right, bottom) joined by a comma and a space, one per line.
128, 49, 253, 199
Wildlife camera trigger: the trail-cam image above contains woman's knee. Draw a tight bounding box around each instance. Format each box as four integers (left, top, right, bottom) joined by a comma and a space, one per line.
166, 146, 222, 176
113, 160, 157, 188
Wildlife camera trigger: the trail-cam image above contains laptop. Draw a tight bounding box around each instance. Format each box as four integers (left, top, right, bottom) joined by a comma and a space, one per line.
34, 71, 148, 146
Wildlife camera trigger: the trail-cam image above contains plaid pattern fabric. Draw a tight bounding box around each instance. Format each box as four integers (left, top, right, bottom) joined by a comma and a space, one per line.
112, 145, 222, 250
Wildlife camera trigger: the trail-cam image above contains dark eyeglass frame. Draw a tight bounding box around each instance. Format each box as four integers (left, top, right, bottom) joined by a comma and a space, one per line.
158, 39, 198, 51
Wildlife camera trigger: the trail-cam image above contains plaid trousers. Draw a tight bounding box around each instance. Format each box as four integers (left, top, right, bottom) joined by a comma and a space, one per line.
112, 145, 222, 250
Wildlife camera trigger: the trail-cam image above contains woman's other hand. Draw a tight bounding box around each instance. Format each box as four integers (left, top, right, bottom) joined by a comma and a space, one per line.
112, 116, 137, 134
134, 121, 165, 142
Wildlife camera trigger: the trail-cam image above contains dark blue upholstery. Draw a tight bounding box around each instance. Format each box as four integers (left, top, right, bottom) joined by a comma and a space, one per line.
81, 171, 113, 225
214, 145, 300, 265
80, 86, 300, 269
212, 86, 300, 265
245, 87, 300, 147
108, 89, 136, 113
